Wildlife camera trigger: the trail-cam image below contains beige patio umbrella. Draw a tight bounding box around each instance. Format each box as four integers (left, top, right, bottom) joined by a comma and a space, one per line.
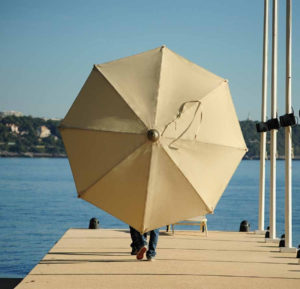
60, 46, 247, 233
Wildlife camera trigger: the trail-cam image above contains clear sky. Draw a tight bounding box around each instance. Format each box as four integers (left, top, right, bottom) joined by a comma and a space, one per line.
0, 0, 299, 120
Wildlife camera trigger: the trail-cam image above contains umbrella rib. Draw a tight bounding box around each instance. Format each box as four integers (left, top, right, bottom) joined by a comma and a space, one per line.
153, 46, 165, 127
77, 141, 148, 197
141, 144, 153, 232
162, 136, 247, 152
160, 144, 213, 214
59, 126, 147, 135
200, 79, 227, 103
78, 192, 130, 229
94, 65, 148, 130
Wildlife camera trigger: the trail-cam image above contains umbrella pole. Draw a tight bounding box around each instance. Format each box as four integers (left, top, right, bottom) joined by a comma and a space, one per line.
258, 0, 269, 233
269, 0, 278, 241
281, 0, 296, 253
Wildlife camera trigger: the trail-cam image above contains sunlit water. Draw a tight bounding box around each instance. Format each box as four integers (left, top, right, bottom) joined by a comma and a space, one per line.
0, 158, 299, 277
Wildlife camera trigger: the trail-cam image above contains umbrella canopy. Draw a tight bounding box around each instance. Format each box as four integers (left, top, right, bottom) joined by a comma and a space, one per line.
60, 46, 247, 233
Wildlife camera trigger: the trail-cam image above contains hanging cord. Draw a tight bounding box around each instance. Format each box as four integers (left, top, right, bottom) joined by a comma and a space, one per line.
161, 100, 202, 150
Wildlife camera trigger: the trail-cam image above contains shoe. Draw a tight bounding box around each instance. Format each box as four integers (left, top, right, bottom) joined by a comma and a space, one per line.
131, 248, 138, 255
146, 255, 155, 261
136, 247, 146, 260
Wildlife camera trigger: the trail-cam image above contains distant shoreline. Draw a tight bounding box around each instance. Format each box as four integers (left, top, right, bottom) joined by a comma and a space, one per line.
1, 152, 300, 160
0, 151, 66, 158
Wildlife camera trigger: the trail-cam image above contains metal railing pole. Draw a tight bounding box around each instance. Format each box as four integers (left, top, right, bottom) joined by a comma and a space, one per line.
284, 0, 293, 250
258, 0, 269, 232
269, 0, 277, 240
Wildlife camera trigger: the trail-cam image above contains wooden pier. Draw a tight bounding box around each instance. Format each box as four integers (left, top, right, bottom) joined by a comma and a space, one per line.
16, 229, 300, 289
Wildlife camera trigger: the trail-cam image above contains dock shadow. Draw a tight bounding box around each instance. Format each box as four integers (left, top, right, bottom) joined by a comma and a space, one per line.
30, 272, 300, 280
48, 251, 129, 256
40, 258, 136, 264
157, 258, 285, 265
160, 247, 271, 253
272, 256, 295, 259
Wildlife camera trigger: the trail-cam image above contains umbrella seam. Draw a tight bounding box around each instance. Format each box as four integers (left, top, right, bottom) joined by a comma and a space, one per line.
141, 144, 153, 233
80, 193, 137, 231
197, 81, 247, 151
153, 46, 165, 128
160, 139, 246, 210
207, 149, 246, 207
160, 144, 213, 214
155, 51, 226, 132
196, 79, 226, 104
93, 65, 148, 131
166, 48, 225, 82
77, 141, 148, 197
162, 137, 247, 152
160, 82, 247, 151
59, 126, 147, 135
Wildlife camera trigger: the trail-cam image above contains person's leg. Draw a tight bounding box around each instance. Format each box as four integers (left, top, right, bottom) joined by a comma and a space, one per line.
129, 226, 138, 255
130, 227, 147, 260
147, 228, 159, 260
143, 232, 147, 240
130, 227, 146, 248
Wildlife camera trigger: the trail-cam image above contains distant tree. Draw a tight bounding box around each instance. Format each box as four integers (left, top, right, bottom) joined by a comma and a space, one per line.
0, 123, 9, 141
0, 143, 9, 151
2, 115, 21, 126
45, 145, 60, 154
9, 139, 26, 153
46, 120, 61, 137
29, 145, 39, 153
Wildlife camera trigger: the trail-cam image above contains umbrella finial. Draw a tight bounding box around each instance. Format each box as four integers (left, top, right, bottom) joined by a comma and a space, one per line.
147, 129, 160, 142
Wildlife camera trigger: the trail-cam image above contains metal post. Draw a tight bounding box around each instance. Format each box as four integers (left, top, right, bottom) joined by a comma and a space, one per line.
281, 0, 296, 252
269, 0, 277, 241
257, 0, 268, 234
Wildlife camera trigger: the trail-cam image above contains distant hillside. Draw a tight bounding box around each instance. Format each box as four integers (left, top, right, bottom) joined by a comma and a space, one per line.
0, 115, 299, 159
240, 120, 300, 159
0, 115, 65, 157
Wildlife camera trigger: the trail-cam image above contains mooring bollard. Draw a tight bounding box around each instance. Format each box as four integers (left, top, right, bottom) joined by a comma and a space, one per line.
279, 234, 285, 247
239, 220, 250, 232
296, 245, 300, 264
89, 217, 99, 229
265, 226, 270, 238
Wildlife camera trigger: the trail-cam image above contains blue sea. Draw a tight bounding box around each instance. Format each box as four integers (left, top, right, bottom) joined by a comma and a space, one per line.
0, 158, 299, 278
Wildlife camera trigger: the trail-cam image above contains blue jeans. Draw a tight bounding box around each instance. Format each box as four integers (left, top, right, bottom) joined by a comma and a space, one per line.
129, 226, 159, 257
